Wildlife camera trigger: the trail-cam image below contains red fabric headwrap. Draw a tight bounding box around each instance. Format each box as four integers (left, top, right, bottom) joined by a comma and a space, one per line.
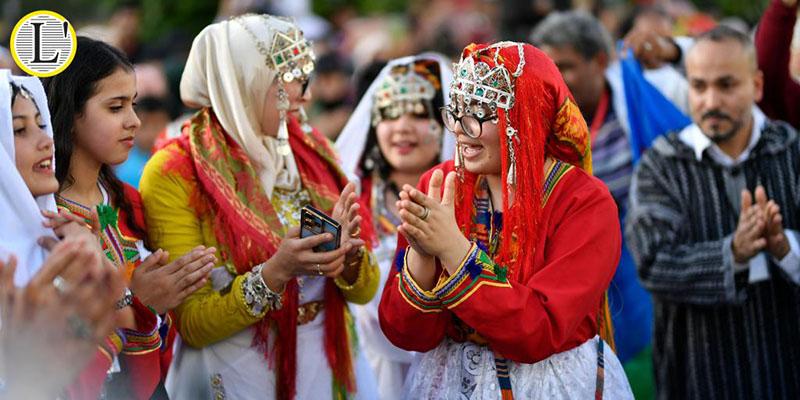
453, 42, 592, 284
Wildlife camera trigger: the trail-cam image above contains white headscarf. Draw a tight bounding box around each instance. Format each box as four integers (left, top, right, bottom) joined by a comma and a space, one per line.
0, 70, 58, 285
335, 53, 457, 182
180, 14, 302, 196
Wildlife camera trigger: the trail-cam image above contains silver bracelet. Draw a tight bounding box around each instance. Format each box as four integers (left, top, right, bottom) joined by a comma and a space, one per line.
242, 263, 283, 316
115, 288, 133, 310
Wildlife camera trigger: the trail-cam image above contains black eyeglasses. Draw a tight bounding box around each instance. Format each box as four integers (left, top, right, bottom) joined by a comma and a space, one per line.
441, 107, 496, 139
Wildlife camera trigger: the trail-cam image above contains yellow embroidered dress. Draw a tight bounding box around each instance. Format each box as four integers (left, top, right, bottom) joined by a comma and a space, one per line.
140, 110, 379, 399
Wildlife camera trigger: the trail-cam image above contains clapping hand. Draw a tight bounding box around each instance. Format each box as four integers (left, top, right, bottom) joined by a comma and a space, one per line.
732, 185, 791, 264
40, 209, 103, 256
331, 182, 366, 283
0, 239, 126, 399
41, 208, 100, 241
331, 182, 366, 259
41, 208, 216, 315
754, 186, 790, 260
128, 246, 217, 315
258, 182, 366, 290
396, 170, 472, 274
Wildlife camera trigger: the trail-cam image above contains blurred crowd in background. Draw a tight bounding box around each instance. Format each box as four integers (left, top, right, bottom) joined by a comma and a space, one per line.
2, 1, 800, 399
2, 0, 793, 190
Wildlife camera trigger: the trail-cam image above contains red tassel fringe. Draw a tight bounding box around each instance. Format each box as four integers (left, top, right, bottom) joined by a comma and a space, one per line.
456, 44, 561, 282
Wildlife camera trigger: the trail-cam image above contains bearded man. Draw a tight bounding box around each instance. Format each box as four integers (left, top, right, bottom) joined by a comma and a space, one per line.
626, 25, 800, 399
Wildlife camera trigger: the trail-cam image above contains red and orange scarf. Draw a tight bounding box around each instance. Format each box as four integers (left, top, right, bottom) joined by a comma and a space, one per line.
161, 108, 374, 399
453, 43, 613, 349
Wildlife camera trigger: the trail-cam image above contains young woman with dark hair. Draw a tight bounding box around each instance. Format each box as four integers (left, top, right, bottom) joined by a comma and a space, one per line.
0, 70, 130, 399
41, 36, 216, 399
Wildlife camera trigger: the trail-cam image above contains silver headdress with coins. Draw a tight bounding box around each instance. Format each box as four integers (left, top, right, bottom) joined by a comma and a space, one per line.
447, 42, 525, 185
335, 53, 456, 185
234, 14, 316, 155
371, 64, 438, 126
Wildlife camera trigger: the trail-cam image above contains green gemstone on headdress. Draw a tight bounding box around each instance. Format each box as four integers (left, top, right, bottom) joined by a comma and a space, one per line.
476, 88, 485, 96
276, 55, 284, 64
461, 69, 467, 76
400, 87, 407, 93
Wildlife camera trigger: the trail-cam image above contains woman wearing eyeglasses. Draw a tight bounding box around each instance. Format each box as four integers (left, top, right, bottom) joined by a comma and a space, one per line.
335, 54, 455, 400
139, 14, 380, 399
378, 42, 634, 398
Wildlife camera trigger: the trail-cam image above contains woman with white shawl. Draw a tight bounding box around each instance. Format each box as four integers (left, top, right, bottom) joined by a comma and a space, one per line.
335, 54, 455, 400
140, 14, 381, 399
0, 70, 124, 399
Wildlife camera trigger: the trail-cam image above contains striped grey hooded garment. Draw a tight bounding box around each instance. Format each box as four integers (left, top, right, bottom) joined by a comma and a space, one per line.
626, 119, 800, 400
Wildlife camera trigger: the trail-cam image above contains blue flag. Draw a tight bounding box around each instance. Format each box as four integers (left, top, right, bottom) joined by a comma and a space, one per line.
619, 44, 692, 162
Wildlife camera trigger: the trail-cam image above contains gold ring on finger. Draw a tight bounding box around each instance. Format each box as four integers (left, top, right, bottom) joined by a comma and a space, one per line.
349, 226, 361, 238
419, 206, 430, 221
316, 263, 323, 276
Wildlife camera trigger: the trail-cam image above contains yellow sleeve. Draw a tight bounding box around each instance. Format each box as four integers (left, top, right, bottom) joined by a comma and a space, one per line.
335, 248, 380, 305
139, 146, 265, 348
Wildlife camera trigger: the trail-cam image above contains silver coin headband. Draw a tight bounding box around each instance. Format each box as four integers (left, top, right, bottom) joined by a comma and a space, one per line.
448, 42, 526, 186
233, 14, 316, 84
232, 14, 317, 155
371, 64, 437, 126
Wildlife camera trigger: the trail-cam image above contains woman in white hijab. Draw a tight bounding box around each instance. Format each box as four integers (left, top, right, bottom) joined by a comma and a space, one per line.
0, 71, 58, 283
0, 70, 125, 399
139, 14, 380, 400
334, 54, 455, 400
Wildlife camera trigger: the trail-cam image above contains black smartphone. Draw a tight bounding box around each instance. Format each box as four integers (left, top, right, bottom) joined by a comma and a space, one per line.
300, 205, 341, 252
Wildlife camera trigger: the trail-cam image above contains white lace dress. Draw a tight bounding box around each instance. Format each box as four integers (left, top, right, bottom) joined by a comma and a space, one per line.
405, 336, 633, 399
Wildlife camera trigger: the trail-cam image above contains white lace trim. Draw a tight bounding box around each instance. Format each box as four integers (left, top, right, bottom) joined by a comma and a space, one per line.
405, 336, 633, 399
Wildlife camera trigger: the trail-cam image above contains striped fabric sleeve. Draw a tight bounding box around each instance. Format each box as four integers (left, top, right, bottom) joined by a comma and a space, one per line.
626, 152, 749, 305
159, 312, 173, 352
98, 330, 126, 362
396, 247, 443, 313
121, 327, 162, 356
433, 244, 511, 310
121, 297, 163, 355
774, 229, 800, 285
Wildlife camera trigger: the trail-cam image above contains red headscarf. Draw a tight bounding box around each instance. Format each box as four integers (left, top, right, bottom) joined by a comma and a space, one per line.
453, 42, 591, 284
451, 42, 616, 348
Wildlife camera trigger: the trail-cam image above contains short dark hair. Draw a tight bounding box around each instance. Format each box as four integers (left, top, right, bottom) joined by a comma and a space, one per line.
695, 24, 752, 47
692, 25, 756, 70
530, 11, 613, 61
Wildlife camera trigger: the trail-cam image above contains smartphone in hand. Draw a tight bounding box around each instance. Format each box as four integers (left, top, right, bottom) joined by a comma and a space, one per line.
300, 205, 341, 252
